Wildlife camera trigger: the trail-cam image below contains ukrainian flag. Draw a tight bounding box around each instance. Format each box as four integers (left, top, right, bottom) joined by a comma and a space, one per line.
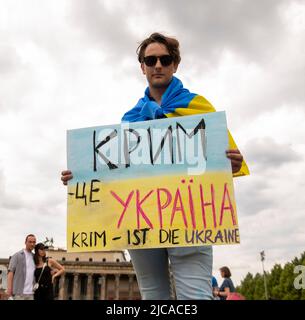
122, 76, 249, 177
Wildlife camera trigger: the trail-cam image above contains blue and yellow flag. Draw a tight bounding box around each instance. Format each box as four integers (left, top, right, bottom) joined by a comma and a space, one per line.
122, 76, 249, 177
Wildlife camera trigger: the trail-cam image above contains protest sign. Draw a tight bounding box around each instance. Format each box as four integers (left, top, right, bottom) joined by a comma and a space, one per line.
67, 112, 239, 251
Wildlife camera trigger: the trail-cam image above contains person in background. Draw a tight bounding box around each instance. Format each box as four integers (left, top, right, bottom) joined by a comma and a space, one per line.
215, 266, 236, 300
33, 242, 65, 300
6, 234, 36, 300
211, 275, 220, 300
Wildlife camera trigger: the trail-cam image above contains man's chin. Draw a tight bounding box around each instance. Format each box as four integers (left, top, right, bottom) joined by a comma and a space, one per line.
151, 79, 170, 89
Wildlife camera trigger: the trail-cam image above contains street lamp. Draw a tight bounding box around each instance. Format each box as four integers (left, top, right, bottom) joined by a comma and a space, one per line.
260, 250, 269, 300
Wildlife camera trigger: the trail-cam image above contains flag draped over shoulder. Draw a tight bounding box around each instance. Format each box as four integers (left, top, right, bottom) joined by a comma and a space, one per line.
121, 76, 249, 177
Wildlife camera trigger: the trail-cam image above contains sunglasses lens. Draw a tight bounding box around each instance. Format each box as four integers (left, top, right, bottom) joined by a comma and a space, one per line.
144, 56, 157, 66
160, 55, 173, 66
143, 55, 173, 67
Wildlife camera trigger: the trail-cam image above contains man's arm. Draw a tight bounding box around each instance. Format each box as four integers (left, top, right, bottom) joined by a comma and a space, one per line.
7, 254, 17, 296
6, 271, 14, 297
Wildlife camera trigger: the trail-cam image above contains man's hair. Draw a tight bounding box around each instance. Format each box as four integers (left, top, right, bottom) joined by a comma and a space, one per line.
137, 32, 181, 65
220, 266, 232, 278
25, 234, 36, 242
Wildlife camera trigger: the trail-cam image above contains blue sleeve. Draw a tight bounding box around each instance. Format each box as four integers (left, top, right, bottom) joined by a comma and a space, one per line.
212, 277, 218, 288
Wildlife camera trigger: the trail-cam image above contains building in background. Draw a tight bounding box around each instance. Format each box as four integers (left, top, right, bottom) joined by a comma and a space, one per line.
0, 248, 141, 300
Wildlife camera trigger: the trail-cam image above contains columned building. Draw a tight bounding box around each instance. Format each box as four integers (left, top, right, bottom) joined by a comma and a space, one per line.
0, 249, 141, 300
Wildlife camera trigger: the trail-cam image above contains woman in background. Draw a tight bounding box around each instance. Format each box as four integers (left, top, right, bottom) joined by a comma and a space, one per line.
33, 243, 65, 300
215, 266, 235, 300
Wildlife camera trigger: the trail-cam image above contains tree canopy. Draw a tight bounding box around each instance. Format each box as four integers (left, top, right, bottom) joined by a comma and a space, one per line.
236, 251, 305, 300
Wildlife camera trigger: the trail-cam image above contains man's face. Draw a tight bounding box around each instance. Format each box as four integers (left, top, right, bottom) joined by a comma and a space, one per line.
25, 236, 36, 251
141, 42, 178, 90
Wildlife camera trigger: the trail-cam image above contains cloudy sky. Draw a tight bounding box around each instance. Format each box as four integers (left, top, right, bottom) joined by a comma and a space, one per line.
1, 0, 304, 286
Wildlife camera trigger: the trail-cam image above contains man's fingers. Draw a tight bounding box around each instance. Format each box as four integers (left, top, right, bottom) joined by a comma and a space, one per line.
227, 154, 243, 161
226, 152, 243, 161
61, 170, 71, 175
231, 160, 242, 173
62, 176, 72, 181
61, 170, 73, 185
226, 149, 240, 154
61, 175, 72, 181
231, 159, 243, 166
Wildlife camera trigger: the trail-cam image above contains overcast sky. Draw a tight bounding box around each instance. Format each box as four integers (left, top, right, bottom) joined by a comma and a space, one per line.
1, 0, 305, 287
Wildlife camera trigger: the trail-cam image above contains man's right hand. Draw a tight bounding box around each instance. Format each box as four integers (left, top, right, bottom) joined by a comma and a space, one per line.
6, 288, 13, 298
61, 170, 73, 185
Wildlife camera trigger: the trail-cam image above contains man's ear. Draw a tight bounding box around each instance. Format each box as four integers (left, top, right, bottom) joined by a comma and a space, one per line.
173, 63, 179, 73
141, 63, 146, 75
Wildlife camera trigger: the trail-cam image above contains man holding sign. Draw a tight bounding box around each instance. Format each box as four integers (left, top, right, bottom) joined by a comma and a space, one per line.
61, 33, 249, 300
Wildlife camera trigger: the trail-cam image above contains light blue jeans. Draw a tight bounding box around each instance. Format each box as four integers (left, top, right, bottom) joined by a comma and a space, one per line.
129, 246, 213, 300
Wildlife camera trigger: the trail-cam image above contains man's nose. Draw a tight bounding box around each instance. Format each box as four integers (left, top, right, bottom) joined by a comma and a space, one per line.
155, 58, 162, 68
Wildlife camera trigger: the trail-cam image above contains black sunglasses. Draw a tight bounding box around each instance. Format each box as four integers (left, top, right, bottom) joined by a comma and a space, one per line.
143, 55, 174, 67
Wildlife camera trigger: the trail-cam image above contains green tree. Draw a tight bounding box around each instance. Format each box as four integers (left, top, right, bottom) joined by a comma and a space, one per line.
253, 272, 265, 300
279, 262, 300, 300
237, 272, 255, 300
237, 251, 305, 300
268, 264, 283, 299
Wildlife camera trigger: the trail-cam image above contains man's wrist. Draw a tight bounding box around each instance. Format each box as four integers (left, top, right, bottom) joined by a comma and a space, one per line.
6, 290, 13, 298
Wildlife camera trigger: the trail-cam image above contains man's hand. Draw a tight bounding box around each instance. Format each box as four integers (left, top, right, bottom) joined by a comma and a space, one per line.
61, 170, 73, 186
6, 272, 13, 298
226, 149, 243, 174
6, 288, 13, 298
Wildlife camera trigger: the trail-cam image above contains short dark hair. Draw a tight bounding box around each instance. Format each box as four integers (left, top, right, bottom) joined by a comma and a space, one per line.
25, 234, 36, 242
220, 266, 232, 278
137, 32, 181, 65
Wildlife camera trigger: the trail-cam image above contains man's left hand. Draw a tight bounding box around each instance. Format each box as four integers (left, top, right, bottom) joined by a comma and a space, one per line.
226, 149, 243, 174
